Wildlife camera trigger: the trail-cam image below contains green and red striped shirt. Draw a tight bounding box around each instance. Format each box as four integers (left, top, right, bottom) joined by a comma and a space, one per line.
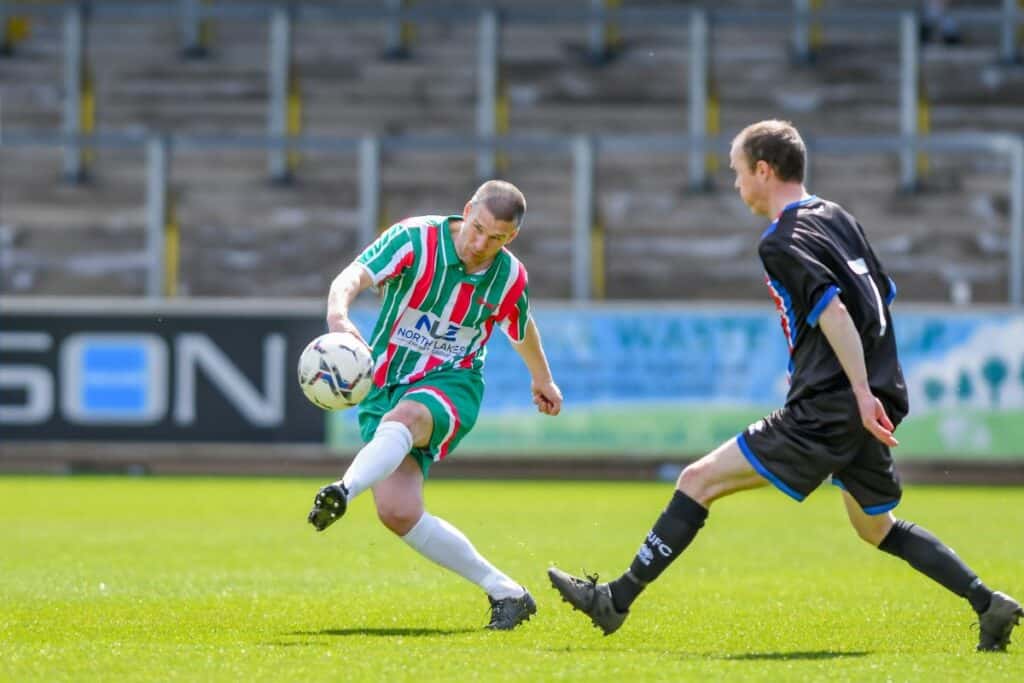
356, 215, 530, 388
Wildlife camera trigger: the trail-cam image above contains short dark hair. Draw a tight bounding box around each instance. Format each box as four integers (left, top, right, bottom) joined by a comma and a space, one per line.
471, 180, 526, 228
733, 120, 806, 182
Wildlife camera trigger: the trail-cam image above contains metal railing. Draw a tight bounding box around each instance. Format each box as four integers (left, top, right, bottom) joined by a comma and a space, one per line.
2, 130, 1022, 304
2, 2, 1022, 187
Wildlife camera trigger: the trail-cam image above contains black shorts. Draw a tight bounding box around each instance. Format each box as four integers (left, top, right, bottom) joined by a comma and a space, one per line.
736, 389, 904, 514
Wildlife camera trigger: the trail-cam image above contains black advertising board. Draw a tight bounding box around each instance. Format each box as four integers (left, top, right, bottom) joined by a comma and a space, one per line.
0, 298, 327, 442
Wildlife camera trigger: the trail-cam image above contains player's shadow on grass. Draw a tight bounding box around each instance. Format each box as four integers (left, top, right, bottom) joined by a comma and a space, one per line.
713, 650, 870, 661
290, 627, 477, 637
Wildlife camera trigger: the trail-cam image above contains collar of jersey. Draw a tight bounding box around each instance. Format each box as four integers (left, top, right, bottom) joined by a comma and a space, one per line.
439, 214, 463, 269
760, 194, 818, 240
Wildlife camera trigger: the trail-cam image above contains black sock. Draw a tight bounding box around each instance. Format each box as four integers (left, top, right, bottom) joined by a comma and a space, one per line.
608, 490, 708, 613
878, 519, 993, 614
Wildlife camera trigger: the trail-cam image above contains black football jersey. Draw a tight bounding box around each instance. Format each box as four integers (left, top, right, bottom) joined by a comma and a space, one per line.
757, 196, 908, 414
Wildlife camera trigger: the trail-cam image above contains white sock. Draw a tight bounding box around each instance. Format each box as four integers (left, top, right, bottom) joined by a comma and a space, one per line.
401, 512, 526, 600
337, 421, 413, 499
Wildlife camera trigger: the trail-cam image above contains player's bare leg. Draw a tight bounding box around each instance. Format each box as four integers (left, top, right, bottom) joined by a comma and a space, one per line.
549, 438, 767, 634
842, 490, 1022, 651
675, 437, 770, 506
375, 456, 536, 630
372, 455, 426, 535
841, 490, 894, 545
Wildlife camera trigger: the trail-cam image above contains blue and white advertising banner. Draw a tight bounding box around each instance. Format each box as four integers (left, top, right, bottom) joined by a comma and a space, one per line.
334, 304, 1024, 459
4, 298, 1023, 458
1, 299, 326, 442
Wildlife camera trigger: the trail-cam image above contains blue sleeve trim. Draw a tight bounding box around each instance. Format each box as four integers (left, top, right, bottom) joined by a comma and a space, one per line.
830, 476, 846, 491
736, 433, 806, 502
807, 285, 841, 327
885, 276, 897, 306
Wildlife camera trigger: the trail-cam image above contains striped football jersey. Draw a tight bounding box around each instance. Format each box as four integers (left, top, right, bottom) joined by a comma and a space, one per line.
356, 215, 529, 388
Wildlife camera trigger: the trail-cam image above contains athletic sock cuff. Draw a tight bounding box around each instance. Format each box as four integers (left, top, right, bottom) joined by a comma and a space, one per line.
401, 512, 435, 548
666, 490, 708, 525
878, 519, 912, 556
377, 420, 414, 450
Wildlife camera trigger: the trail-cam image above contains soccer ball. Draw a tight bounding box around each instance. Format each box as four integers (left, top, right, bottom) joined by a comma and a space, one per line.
297, 332, 374, 411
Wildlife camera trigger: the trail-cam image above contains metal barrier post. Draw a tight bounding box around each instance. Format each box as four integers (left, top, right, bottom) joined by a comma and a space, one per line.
588, 0, 606, 62
688, 9, 708, 191
62, 1, 84, 182
0, 4, 11, 56
476, 8, 498, 180
792, 0, 812, 63
572, 135, 595, 301
268, 3, 293, 183
359, 136, 381, 247
1010, 137, 1024, 305
899, 12, 919, 191
384, 0, 413, 59
164, 190, 180, 297
180, 0, 207, 58
0, 5, 28, 57
587, 0, 621, 64
1002, 0, 1022, 64
146, 137, 170, 299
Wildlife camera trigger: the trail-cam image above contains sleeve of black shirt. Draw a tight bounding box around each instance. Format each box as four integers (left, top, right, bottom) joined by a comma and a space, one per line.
759, 236, 842, 328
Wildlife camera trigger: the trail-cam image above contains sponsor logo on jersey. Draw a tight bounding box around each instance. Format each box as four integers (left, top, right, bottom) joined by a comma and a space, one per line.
392, 308, 476, 360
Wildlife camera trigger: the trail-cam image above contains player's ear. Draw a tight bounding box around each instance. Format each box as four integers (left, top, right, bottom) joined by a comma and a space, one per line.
463, 201, 473, 221
505, 227, 519, 245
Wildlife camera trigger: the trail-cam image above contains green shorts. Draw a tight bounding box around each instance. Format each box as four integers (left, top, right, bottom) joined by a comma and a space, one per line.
357, 369, 484, 477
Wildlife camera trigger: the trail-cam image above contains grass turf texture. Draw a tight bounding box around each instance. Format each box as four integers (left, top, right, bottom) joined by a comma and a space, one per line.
1, 477, 1021, 682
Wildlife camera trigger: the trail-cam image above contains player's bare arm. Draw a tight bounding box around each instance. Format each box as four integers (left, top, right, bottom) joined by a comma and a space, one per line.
817, 295, 898, 447
326, 262, 373, 343
512, 317, 563, 416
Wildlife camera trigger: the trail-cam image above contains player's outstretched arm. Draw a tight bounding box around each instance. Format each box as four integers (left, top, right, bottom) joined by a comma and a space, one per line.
326, 262, 373, 344
512, 317, 563, 416
818, 296, 898, 447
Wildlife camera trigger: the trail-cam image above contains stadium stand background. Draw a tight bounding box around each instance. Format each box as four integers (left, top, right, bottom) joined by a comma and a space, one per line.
1, 0, 1022, 302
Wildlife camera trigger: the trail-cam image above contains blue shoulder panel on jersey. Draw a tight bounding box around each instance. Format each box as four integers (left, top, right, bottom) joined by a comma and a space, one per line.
760, 195, 819, 240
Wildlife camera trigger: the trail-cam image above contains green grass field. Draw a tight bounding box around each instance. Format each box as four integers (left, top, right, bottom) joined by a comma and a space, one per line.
1, 477, 1021, 682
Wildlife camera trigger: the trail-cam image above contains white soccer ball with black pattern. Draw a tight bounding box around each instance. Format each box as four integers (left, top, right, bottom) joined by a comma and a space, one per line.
297, 332, 374, 411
